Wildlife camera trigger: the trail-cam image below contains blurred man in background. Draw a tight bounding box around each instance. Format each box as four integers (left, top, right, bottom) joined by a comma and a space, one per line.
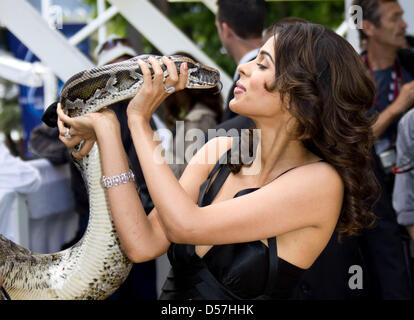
355, 0, 414, 295
213, 0, 265, 134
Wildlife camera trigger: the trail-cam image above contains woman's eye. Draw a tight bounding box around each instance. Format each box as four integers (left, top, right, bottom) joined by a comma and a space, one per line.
257, 63, 267, 70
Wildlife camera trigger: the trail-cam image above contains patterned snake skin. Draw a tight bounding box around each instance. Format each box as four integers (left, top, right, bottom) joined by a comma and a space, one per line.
0, 54, 220, 300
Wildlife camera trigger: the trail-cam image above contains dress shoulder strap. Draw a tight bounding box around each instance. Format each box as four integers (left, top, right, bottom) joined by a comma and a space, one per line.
271, 159, 327, 183
197, 149, 231, 207
264, 236, 278, 296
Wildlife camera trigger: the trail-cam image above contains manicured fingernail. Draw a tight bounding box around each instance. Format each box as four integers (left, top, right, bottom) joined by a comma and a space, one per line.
183, 63, 187, 70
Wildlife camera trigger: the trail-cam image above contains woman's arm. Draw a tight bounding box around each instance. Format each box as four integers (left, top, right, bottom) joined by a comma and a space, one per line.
94, 120, 171, 261
130, 115, 344, 245
126, 57, 344, 246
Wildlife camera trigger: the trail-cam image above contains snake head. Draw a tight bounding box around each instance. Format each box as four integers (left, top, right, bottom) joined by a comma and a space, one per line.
169, 55, 221, 90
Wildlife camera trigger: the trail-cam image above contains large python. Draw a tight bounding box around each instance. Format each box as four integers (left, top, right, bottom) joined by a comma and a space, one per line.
0, 55, 220, 299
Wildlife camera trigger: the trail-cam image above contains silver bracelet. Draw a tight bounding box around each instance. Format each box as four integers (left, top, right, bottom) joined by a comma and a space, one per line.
102, 169, 135, 189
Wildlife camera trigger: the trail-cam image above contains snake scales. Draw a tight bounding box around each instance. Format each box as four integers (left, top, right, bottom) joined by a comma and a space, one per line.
0, 54, 220, 299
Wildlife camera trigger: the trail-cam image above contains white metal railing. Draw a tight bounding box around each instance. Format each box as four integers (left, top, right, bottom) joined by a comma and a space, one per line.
12, 193, 30, 248
0, 0, 233, 104
69, 6, 119, 47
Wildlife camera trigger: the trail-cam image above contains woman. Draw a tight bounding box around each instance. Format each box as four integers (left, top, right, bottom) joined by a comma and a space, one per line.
57, 22, 378, 299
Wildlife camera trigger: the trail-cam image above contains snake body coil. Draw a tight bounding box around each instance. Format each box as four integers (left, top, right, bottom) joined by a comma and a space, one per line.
0, 54, 220, 299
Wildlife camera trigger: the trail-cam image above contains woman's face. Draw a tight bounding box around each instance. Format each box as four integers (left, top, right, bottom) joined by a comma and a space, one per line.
229, 37, 285, 119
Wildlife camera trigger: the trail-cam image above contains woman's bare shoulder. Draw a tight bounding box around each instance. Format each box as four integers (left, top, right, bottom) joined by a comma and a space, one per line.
264, 160, 344, 222
281, 160, 343, 192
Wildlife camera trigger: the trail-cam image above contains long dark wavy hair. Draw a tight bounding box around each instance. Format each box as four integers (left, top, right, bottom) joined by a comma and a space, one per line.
229, 22, 379, 238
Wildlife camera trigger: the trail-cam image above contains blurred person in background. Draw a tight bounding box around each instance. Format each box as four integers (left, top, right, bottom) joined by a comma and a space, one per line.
393, 108, 414, 241
355, 0, 413, 162
0, 140, 40, 243
354, 0, 414, 296
212, 0, 265, 135
162, 52, 223, 179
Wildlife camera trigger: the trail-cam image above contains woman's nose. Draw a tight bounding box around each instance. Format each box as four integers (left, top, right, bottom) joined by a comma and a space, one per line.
237, 60, 251, 77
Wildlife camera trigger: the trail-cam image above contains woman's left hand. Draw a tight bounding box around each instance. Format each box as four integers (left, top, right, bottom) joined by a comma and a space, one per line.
127, 56, 188, 122
57, 103, 119, 159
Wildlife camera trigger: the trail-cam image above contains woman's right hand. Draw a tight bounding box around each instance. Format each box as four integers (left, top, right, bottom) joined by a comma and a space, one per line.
57, 103, 119, 159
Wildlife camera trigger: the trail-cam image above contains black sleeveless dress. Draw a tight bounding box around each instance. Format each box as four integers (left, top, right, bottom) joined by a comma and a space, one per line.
159, 150, 307, 300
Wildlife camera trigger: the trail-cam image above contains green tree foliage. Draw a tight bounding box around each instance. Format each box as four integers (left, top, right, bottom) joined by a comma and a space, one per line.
0, 80, 22, 156
81, 0, 129, 36
266, 1, 345, 30
168, 1, 344, 76
168, 3, 234, 74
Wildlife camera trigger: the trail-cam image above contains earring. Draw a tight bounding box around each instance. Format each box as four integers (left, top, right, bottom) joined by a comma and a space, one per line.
287, 104, 291, 110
